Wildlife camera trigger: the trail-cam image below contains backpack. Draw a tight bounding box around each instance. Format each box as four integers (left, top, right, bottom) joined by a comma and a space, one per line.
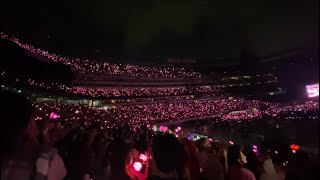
1, 147, 57, 180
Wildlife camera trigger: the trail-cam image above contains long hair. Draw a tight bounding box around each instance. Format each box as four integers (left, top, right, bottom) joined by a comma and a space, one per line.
0, 91, 33, 159
227, 144, 243, 167
185, 140, 201, 180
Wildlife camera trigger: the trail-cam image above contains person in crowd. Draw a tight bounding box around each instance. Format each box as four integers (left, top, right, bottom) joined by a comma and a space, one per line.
70, 126, 96, 180
244, 146, 260, 178
227, 144, 256, 180
259, 158, 284, 180
215, 144, 228, 176
109, 138, 132, 180
147, 134, 188, 180
125, 150, 149, 180
197, 138, 224, 180
50, 122, 65, 146
37, 119, 54, 145
184, 139, 201, 180
92, 132, 109, 180
285, 151, 319, 180
0, 91, 67, 180
56, 127, 81, 180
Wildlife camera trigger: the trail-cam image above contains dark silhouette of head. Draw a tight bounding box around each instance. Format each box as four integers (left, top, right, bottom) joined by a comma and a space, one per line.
109, 138, 130, 174
227, 144, 247, 167
151, 133, 185, 175
0, 91, 36, 158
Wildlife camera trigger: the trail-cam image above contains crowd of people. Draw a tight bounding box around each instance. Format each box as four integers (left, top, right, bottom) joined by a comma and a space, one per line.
28, 78, 222, 98
1, 33, 319, 180
76, 73, 213, 83
221, 109, 262, 121
1, 33, 202, 79
264, 101, 319, 116
1, 91, 318, 180
30, 95, 318, 129
1, 71, 222, 98
31, 98, 272, 129
104, 95, 197, 105
221, 101, 319, 121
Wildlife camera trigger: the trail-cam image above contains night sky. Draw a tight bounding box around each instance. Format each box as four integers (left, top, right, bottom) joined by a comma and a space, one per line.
2, 0, 319, 61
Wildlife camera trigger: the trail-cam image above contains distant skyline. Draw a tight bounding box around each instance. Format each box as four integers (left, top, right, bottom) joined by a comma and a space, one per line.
3, 0, 319, 61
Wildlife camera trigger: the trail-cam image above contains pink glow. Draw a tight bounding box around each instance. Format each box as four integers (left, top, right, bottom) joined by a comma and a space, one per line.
139, 154, 148, 161
24, 97, 318, 128
50, 112, 60, 119
133, 162, 142, 171
159, 126, 168, 131
253, 149, 258, 153
1, 68, 318, 128
306, 84, 319, 98
1, 33, 203, 79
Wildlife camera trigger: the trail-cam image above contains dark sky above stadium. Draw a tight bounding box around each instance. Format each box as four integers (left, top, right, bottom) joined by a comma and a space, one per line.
2, 0, 319, 61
